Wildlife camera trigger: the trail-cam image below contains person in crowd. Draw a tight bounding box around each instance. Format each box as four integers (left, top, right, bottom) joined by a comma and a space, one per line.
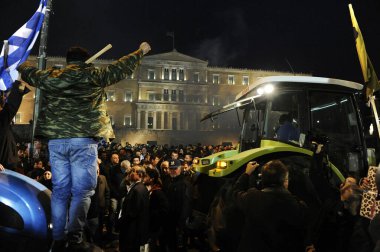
184, 154, 193, 166
132, 156, 141, 166
119, 159, 133, 193
307, 175, 373, 252
170, 150, 179, 160
0, 163, 4, 171
118, 165, 149, 252
118, 148, 128, 162
0, 80, 29, 171
108, 152, 124, 236
98, 150, 109, 179
370, 213, 380, 252
276, 113, 300, 142
28, 158, 46, 180
17, 144, 29, 174
86, 162, 110, 246
160, 160, 170, 189
39, 170, 53, 190
151, 154, 162, 174
164, 159, 192, 251
233, 160, 308, 251
18, 42, 151, 251
144, 168, 169, 252
135, 150, 143, 162
141, 146, 148, 160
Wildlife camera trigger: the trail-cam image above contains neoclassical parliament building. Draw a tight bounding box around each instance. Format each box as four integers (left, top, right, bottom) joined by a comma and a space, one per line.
16, 50, 307, 146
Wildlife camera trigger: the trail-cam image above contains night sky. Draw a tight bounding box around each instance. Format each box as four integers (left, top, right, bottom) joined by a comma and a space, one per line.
1, 0, 380, 83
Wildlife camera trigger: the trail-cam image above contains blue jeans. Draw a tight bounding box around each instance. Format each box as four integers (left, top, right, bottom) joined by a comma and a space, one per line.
48, 138, 98, 242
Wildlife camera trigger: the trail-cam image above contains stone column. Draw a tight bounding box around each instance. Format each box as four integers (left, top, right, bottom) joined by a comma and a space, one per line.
153, 111, 157, 130
145, 111, 149, 129
162, 111, 165, 129
137, 111, 141, 129
177, 111, 181, 130
168, 112, 172, 130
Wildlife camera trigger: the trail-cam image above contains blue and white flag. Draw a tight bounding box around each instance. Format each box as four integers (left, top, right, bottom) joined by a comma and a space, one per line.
0, 0, 47, 91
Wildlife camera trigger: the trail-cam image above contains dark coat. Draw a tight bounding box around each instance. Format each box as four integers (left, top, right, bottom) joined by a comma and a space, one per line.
109, 164, 124, 199
0, 81, 27, 169
97, 174, 110, 209
87, 174, 110, 219
149, 185, 169, 233
166, 174, 192, 229
234, 173, 307, 252
119, 181, 149, 252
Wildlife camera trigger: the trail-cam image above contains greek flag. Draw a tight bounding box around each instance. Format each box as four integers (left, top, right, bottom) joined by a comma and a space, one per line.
0, 0, 47, 91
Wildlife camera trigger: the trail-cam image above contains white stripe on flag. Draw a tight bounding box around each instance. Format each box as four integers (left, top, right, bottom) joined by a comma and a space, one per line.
7, 45, 20, 55
0, 79, 6, 90
13, 24, 34, 39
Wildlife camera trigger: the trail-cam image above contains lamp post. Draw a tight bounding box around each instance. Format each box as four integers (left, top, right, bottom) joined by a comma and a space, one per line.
30, 0, 53, 158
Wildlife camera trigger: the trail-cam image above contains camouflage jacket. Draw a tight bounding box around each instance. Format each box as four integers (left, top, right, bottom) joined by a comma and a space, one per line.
18, 49, 143, 140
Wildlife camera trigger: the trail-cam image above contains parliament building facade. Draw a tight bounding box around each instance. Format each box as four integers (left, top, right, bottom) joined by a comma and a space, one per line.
16, 50, 307, 146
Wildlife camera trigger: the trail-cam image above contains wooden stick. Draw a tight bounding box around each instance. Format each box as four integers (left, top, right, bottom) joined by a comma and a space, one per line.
85, 44, 112, 64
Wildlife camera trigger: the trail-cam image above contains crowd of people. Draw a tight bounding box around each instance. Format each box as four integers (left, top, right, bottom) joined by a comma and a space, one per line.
5, 140, 236, 252
2, 129, 380, 252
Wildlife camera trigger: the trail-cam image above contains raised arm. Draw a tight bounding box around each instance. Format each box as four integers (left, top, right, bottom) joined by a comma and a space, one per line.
0, 80, 29, 126
96, 42, 151, 87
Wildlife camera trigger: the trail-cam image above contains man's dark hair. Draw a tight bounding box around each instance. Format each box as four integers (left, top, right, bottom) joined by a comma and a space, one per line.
261, 160, 288, 188
66, 46, 90, 63
279, 114, 291, 124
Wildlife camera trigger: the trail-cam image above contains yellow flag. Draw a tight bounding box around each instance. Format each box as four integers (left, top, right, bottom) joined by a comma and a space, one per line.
349, 4, 379, 98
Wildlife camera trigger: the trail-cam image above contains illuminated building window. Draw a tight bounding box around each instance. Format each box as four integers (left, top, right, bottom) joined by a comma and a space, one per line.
179, 90, 184, 102
179, 69, 184, 81
124, 115, 132, 127
164, 68, 169, 80
212, 95, 220, 106
171, 90, 177, 101
148, 112, 153, 129
243, 76, 249, 85
163, 89, 169, 101
124, 91, 132, 102
148, 92, 155, 101
228, 75, 235, 85
148, 69, 155, 80
193, 72, 200, 83
172, 69, 177, 80
212, 74, 219, 84
106, 90, 115, 101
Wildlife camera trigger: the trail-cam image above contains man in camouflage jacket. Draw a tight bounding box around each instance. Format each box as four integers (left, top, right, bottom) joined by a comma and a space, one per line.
17, 42, 151, 251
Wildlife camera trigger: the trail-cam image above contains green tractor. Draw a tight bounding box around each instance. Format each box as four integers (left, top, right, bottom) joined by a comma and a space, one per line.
192, 76, 376, 213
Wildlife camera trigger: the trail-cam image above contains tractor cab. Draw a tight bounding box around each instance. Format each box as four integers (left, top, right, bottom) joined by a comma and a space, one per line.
197, 76, 371, 180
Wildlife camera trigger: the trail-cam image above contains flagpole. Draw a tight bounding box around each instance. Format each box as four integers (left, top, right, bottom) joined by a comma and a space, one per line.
31, 0, 53, 157
166, 32, 175, 51
172, 33, 175, 51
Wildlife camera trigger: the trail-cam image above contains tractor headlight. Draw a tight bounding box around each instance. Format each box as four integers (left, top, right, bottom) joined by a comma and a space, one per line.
217, 161, 228, 168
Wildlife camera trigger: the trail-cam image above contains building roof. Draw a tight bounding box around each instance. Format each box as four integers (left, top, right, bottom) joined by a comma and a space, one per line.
143, 49, 208, 64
